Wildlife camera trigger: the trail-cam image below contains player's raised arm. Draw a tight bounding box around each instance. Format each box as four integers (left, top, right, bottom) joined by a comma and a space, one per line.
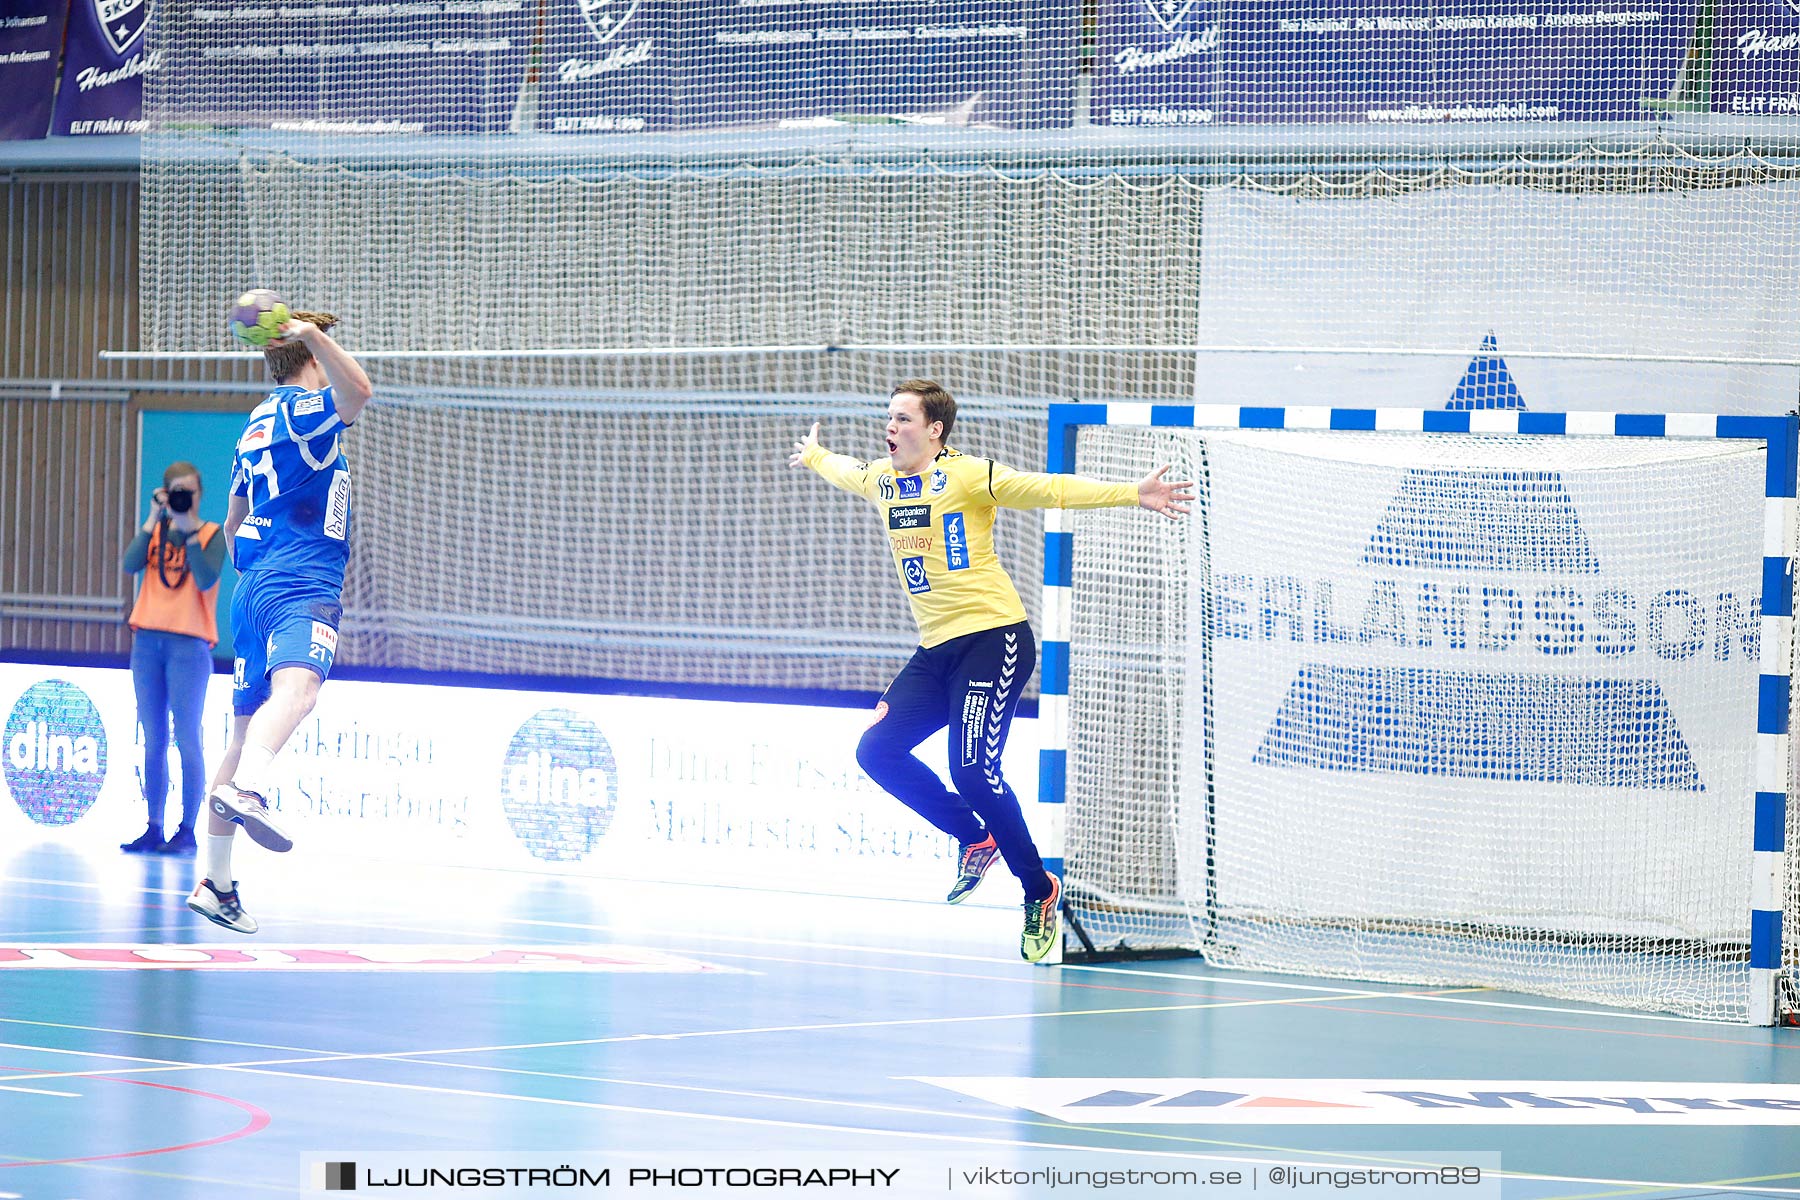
284, 318, 373, 424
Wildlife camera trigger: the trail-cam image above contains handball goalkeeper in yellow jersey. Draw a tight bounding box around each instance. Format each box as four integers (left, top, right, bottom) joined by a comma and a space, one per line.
791, 380, 1193, 961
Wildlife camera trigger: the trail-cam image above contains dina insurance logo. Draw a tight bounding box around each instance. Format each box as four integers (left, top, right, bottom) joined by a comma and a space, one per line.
4, 680, 108, 825
501, 708, 619, 862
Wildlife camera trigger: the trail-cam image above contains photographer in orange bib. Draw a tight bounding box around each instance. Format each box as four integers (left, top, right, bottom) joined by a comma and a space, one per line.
121, 462, 225, 856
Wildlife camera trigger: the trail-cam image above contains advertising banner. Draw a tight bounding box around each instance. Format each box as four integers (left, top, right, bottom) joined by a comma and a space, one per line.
0, 663, 1041, 907
170, 0, 534, 135
0, 0, 70, 140
1095, 1, 1692, 127
508, 0, 1075, 134
1713, 0, 1800, 117
1187, 419, 1760, 931
53, 0, 159, 135
167, 0, 1071, 136
679, 0, 1069, 131
527, 0, 670, 134
1095, 0, 1219, 128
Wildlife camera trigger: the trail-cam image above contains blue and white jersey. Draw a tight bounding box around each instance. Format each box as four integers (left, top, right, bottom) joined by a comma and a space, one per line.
229, 385, 354, 584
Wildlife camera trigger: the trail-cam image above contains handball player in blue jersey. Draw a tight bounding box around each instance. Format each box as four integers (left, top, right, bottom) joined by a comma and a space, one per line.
793, 380, 1192, 961
187, 310, 372, 934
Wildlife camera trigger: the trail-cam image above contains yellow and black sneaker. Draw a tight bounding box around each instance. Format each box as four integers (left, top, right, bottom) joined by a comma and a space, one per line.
946, 832, 998, 904
1020, 872, 1062, 963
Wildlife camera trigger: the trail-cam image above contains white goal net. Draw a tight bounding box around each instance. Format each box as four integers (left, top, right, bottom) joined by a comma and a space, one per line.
1061, 420, 1799, 1024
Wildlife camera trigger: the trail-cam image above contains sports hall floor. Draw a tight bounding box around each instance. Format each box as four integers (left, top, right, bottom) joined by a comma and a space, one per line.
1, 840, 1796, 1199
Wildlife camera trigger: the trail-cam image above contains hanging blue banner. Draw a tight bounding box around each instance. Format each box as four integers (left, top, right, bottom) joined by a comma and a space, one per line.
683, 0, 1068, 131
156, 0, 533, 136
1713, 0, 1800, 117
160, 0, 1071, 137
53, 0, 162, 135
528, 0, 671, 134
1095, 1, 1693, 127
1094, 0, 1219, 128
531, 0, 1072, 133
0, 0, 71, 140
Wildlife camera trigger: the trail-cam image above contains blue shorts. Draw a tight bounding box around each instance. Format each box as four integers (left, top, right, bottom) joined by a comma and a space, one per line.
231, 570, 343, 716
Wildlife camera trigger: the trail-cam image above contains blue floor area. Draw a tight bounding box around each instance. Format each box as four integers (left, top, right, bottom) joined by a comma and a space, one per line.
1, 842, 1796, 1199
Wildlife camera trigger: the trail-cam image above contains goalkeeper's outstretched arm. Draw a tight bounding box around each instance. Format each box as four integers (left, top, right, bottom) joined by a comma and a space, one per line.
789, 421, 880, 499
988, 459, 1194, 518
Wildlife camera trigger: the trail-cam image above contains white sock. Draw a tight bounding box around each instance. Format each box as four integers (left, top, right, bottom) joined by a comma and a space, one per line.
205, 832, 235, 891
232, 743, 277, 796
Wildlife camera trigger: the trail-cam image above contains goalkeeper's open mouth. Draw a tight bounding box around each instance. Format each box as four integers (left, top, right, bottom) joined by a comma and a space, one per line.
887, 438, 899, 454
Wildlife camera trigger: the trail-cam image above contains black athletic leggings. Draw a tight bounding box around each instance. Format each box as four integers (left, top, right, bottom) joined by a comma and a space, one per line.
854, 620, 1051, 901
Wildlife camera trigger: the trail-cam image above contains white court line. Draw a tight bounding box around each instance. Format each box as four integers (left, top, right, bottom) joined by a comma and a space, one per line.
1056, 964, 1763, 1028
0, 872, 1742, 1030
0, 991, 1372, 1085
0, 970, 1397, 1063
0, 1157, 300, 1195
0, 1083, 79, 1097
0, 1042, 191, 1071
0, 1018, 327, 1055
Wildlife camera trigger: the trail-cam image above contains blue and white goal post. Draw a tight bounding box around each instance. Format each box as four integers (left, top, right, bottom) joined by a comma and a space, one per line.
1037, 403, 1799, 1026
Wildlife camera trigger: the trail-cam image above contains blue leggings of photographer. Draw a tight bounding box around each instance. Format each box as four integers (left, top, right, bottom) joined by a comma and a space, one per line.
130, 629, 213, 838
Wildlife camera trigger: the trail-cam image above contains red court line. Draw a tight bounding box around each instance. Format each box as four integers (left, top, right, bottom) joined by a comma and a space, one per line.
0, 1068, 271, 1167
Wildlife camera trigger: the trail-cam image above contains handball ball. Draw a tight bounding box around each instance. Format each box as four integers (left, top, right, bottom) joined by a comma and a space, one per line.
228, 289, 291, 348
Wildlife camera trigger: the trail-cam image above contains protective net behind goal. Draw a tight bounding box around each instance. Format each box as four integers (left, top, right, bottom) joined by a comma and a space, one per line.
335, 392, 1047, 690
1062, 424, 1799, 1023
134, 3, 1800, 690
139, 3, 1800, 407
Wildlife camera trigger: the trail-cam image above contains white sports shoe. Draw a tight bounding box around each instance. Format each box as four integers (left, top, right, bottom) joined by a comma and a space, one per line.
187, 879, 258, 934
209, 785, 293, 853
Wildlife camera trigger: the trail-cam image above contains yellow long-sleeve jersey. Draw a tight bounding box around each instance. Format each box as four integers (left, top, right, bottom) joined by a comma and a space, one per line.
803, 442, 1138, 648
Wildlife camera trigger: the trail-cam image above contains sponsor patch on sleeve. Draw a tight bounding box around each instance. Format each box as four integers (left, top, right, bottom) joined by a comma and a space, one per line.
292, 392, 326, 417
